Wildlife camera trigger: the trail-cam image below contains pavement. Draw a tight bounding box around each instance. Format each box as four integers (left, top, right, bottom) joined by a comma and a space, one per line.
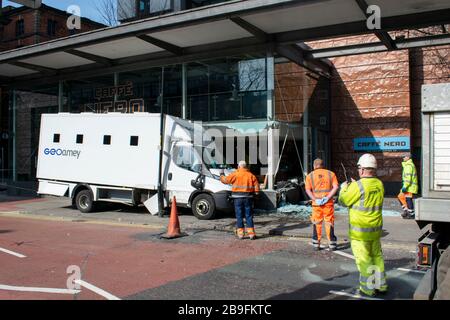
0, 194, 422, 245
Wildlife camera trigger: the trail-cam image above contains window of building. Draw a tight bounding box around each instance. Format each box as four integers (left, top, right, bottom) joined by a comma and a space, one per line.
130, 136, 139, 146
187, 56, 268, 121
138, 0, 172, 17
53, 134, 60, 143
16, 19, 25, 37
65, 74, 115, 113
47, 19, 57, 36
185, 0, 231, 10
103, 135, 111, 145
118, 65, 182, 117
76, 135, 84, 144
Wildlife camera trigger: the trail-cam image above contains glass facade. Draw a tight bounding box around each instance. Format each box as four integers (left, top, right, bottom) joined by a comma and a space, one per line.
118, 0, 233, 22
186, 57, 268, 121
6, 55, 273, 185
10, 85, 59, 182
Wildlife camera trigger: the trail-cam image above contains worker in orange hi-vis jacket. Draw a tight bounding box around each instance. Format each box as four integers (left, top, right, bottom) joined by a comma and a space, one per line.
220, 161, 260, 240
305, 159, 340, 251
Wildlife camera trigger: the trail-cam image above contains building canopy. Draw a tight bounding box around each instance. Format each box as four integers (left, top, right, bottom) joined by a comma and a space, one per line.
0, 0, 449, 85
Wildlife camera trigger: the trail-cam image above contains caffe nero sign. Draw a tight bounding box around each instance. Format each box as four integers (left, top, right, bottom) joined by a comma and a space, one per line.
84, 81, 145, 113
354, 136, 410, 152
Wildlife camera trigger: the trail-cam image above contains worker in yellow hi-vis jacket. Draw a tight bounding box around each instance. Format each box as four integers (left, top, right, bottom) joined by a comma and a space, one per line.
339, 154, 388, 297
398, 153, 418, 220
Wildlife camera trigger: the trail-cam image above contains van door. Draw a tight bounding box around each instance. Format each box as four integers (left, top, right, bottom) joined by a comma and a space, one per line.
165, 142, 203, 205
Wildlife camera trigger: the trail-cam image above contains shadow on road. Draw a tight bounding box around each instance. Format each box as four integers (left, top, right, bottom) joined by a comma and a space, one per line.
268, 282, 350, 300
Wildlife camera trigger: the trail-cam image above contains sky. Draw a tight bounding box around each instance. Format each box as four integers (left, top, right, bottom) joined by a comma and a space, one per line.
3, 0, 104, 23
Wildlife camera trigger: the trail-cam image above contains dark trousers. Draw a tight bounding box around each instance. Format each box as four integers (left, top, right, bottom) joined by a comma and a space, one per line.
234, 197, 254, 229
406, 197, 415, 211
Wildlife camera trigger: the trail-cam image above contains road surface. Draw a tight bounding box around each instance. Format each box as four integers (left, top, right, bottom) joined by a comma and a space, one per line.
0, 213, 423, 300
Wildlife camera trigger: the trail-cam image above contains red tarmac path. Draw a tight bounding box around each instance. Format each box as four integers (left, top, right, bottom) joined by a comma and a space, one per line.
0, 216, 286, 300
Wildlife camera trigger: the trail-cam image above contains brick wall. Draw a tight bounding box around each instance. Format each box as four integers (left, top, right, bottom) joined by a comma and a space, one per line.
274, 63, 330, 123
1, 10, 36, 50
275, 63, 313, 122
301, 36, 449, 195
409, 44, 450, 192
0, 6, 103, 52
409, 45, 450, 150
305, 35, 412, 194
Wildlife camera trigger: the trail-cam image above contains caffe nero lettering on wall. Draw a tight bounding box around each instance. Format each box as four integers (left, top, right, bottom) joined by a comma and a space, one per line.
354, 136, 410, 152
84, 81, 145, 113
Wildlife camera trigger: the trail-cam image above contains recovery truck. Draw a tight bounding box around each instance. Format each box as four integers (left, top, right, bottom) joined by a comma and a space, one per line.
36, 112, 233, 220
415, 83, 450, 300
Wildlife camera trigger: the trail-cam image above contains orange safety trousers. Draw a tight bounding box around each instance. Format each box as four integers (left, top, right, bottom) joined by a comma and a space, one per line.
311, 205, 337, 243
398, 192, 413, 208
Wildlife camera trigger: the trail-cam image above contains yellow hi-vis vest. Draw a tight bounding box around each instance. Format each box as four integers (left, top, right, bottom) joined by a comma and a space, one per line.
338, 177, 384, 241
402, 159, 418, 194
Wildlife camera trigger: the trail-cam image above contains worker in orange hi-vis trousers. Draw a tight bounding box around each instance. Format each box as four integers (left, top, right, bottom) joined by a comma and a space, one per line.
305, 159, 340, 251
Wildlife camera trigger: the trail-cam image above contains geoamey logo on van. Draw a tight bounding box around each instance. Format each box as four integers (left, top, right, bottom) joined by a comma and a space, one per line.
44, 148, 81, 159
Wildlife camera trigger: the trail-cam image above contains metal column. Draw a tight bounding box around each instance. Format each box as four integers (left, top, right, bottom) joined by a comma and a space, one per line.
302, 73, 310, 174
182, 63, 187, 119
114, 72, 119, 104
266, 55, 276, 190
11, 90, 16, 182
58, 80, 64, 112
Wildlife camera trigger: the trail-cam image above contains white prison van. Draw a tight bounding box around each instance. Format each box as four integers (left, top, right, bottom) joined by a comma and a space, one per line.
36, 112, 232, 220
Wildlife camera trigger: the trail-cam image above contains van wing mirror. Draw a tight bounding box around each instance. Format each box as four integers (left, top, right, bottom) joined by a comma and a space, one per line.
191, 174, 205, 190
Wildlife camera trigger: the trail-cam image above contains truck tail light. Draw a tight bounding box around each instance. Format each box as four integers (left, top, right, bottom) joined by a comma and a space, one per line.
419, 244, 431, 266
417, 231, 438, 269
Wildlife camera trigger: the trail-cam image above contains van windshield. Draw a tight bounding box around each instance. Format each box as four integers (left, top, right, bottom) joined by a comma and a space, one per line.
173, 144, 212, 177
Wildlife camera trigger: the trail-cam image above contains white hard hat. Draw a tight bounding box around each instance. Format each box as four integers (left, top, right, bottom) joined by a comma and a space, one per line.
358, 154, 377, 169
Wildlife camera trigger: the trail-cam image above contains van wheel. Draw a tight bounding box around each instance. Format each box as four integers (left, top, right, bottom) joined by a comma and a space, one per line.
75, 190, 95, 213
192, 194, 216, 220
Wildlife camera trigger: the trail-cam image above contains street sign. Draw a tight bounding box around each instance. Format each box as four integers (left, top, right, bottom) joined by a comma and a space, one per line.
9, 0, 42, 9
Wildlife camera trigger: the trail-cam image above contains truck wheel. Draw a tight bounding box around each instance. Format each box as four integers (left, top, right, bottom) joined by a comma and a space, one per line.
75, 190, 95, 213
435, 247, 450, 300
192, 194, 216, 220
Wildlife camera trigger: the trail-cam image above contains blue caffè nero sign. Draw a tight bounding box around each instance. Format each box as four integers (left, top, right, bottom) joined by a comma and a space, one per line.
354, 136, 410, 152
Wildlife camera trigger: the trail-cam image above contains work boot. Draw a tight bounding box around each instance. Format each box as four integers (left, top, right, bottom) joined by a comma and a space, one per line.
312, 240, 321, 251
236, 228, 245, 240
329, 241, 337, 251
404, 209, 415, 219
353, 288, 376, 298
246, 228, 257, 240
376, 288, 388, 296
401, 209, 408, 219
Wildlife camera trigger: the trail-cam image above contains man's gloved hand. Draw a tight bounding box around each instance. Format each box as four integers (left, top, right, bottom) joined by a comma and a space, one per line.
341, 182, 348, 189
401, 187, 407, 193
321, 197, 329, 205
315, 199, 323, 206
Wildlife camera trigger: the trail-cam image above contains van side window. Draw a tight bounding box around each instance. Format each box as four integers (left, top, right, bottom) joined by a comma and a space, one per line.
130, 136, 139, 146
76, 135, 84, 144
103, 135, 111, 145
53, 134, 60, 143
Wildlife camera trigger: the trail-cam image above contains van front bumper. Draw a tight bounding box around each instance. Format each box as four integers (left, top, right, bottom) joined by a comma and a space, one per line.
213, 191, 233, 212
